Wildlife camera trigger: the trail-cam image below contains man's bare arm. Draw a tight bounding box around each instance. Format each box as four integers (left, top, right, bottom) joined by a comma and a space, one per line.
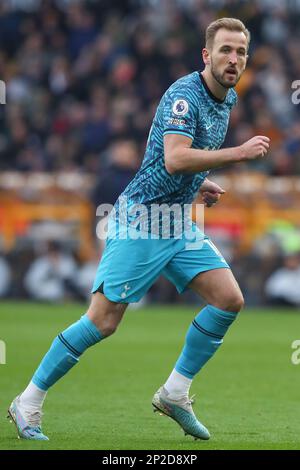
164, 133, 270, 174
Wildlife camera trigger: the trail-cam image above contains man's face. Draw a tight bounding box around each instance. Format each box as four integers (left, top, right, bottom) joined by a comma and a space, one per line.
204, 28, 248, 88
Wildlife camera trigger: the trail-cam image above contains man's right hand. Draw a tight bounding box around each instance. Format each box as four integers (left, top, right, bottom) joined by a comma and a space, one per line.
238, 136, 270, 161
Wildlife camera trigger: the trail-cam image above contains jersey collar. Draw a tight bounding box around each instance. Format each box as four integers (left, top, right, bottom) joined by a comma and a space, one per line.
198, 71, 226, 104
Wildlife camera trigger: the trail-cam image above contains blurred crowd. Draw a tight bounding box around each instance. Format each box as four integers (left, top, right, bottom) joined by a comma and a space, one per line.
2, 232, 300, 306
0, 240, 99, 302
1, 0, 300, 176
1, 0, 300, 306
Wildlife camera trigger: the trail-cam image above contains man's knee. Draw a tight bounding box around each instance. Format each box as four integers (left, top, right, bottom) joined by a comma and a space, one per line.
98, 320, 118, 338
87, 308, 120, 337
86, 311, 120, 337
215, 292, 245, 313
87, 293, 126, 338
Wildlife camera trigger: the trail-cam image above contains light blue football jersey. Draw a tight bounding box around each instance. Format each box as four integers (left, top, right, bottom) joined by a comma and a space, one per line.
121, 71, 237, 206
114, 71, 237, 233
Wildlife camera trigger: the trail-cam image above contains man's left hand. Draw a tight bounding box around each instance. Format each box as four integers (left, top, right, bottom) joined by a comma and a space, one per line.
200, 179, 225, 208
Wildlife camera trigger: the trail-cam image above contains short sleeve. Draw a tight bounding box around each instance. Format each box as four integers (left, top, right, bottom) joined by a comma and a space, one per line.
162, 88, 199, 141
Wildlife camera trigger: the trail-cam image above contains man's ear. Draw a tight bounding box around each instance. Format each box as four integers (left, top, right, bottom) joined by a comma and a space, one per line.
202, 47, 211, 66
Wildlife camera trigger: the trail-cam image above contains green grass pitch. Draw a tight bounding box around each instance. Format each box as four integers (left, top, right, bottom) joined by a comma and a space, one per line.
0, 301, 299, 450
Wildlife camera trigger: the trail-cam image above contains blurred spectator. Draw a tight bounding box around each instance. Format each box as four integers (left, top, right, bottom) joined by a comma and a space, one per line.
0, 255, 11, 297
92, 137, 140, 207
265, 253, 300, 307
24, 240, 78, 302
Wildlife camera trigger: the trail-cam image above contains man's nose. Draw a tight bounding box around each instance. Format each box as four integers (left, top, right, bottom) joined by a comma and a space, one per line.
229, 53, 238, 64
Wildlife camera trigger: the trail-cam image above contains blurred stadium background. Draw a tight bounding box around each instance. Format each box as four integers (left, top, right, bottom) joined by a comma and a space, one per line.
1, 0, 300, 307
1, 0, 300, 452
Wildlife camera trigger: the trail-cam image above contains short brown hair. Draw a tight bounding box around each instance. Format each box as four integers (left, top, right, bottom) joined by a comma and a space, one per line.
206, 17, 250, 50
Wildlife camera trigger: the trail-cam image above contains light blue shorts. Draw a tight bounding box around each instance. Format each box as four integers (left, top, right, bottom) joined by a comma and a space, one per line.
92, 224, 229, 303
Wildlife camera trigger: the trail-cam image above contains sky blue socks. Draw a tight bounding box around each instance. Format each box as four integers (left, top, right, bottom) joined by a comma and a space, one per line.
175, 304, 238, 379
32, 314, 103, 391
31, 305, 237, 391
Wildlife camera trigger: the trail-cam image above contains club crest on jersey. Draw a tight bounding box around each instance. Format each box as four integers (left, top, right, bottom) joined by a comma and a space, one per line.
172, 99, 189, 116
